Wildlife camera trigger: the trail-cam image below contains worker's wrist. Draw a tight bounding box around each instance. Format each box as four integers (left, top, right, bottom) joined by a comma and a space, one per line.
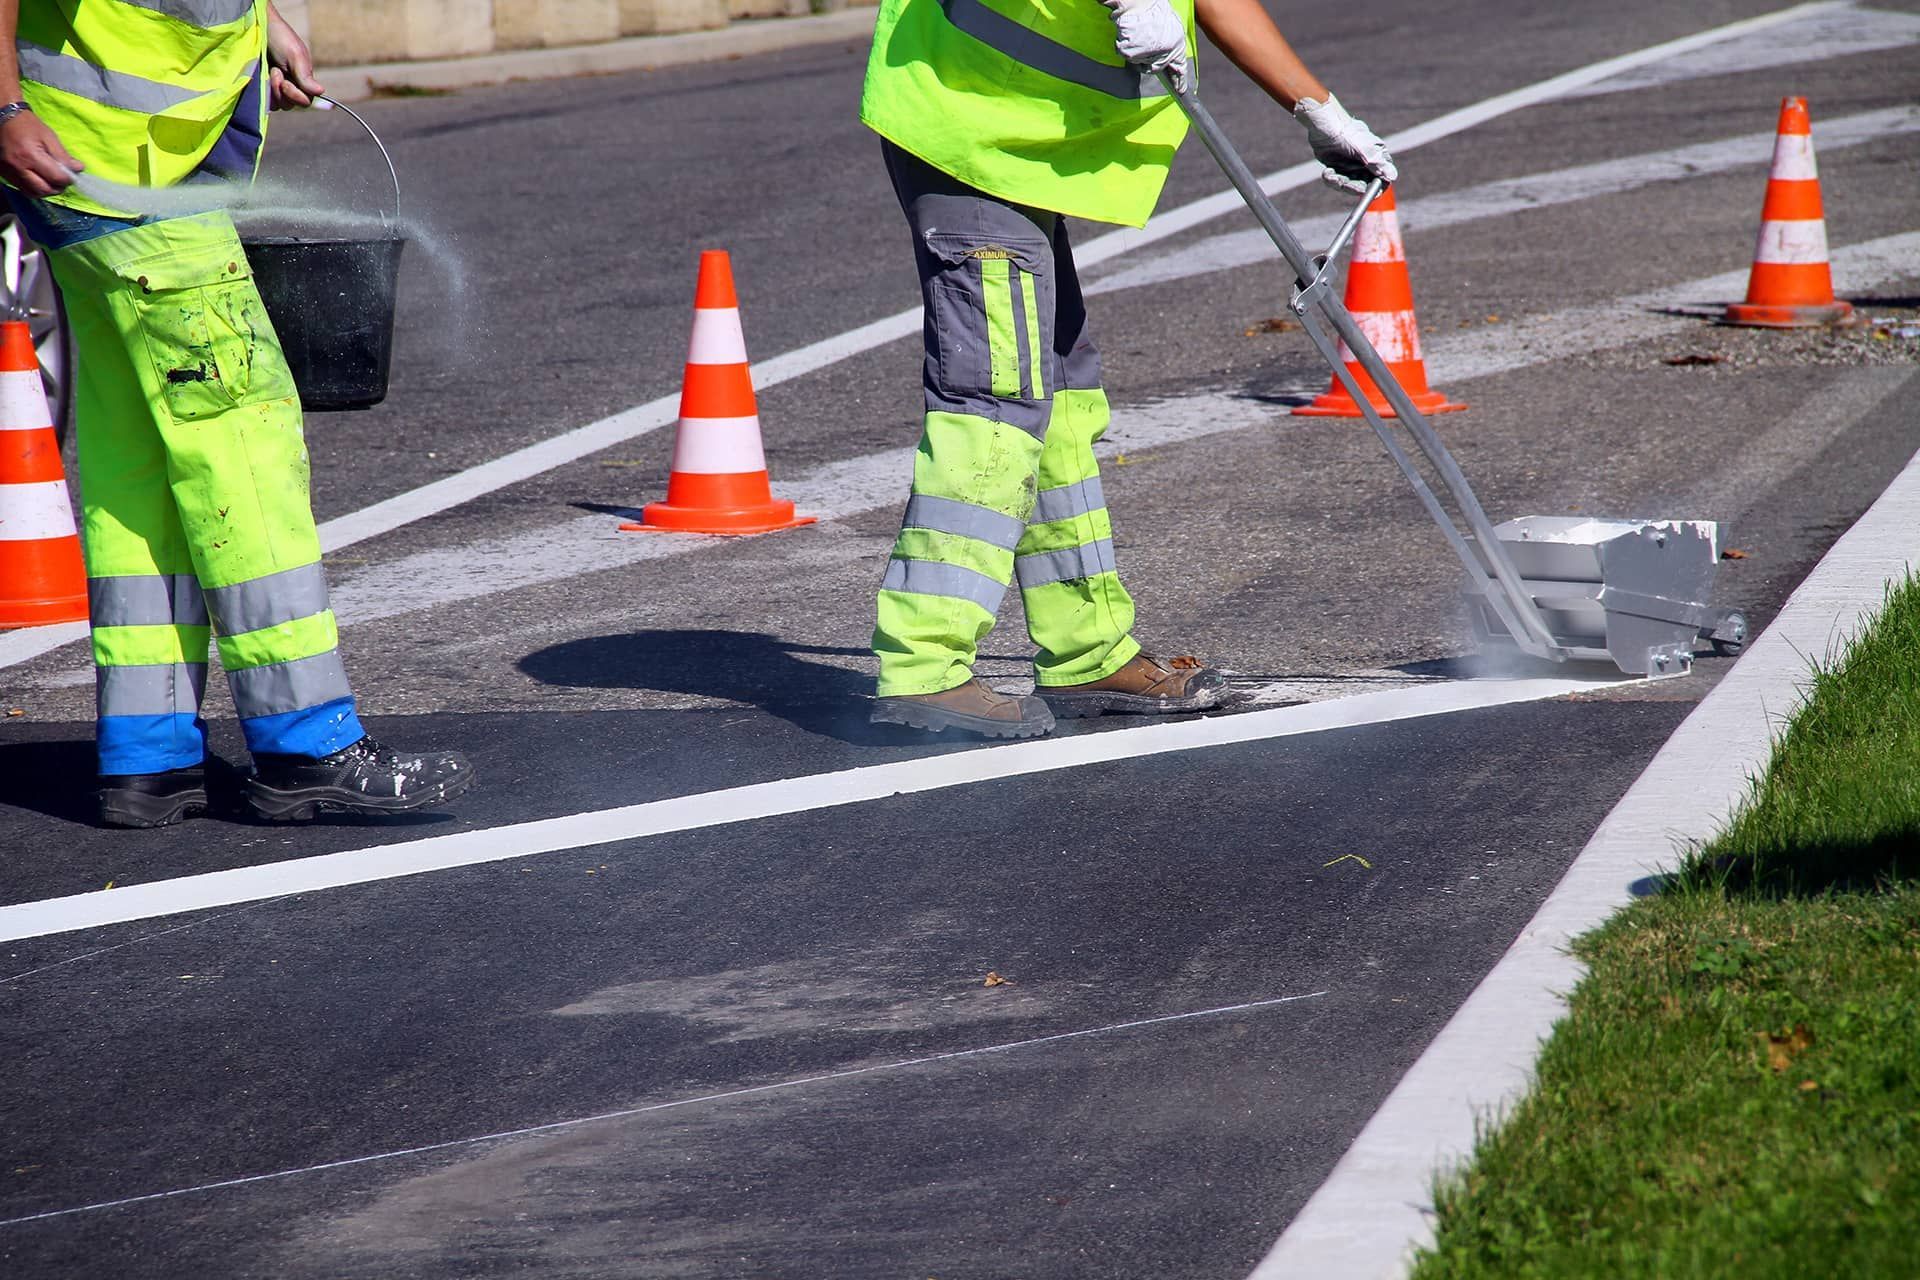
0, 102, 34, 128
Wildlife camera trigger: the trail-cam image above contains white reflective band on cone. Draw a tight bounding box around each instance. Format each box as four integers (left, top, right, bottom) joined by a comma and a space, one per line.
686, 309, 750, 366
0, 480, 78, 539
1753, 219, 1831, 264
1352, 211, 1407, 264
668, 416, 770, 473
1769, 133, 1819, 180
0, 370, 52, 431
1338, 310, 1423, 364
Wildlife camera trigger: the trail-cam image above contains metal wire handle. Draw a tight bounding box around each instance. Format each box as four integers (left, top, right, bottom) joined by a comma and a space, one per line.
316, 96, 401, 225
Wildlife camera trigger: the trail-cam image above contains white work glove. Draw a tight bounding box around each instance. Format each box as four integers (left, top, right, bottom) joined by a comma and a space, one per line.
1100, 0, 1191, 94
1293, 93, 1397, 194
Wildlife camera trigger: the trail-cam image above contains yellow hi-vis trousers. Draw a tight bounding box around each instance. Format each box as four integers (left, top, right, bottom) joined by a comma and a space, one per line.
48, 210, 364, 774
873, 143, 1141, 697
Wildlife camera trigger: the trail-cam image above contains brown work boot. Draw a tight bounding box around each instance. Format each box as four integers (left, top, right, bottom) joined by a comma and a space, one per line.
1036, 653, 1225, 719
870, 678, 1056, 739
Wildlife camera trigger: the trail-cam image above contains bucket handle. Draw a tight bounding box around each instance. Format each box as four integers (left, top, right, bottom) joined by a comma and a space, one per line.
315, 96, 401, 225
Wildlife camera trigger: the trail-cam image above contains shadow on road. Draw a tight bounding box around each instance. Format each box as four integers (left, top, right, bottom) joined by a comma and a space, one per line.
519, 628, 924, 745
0, 737, 98, 825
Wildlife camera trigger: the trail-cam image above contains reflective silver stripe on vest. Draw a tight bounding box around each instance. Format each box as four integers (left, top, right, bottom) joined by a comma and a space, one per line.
1030, 476, 1106, 525
117, 0, 258, 29
227, 650, 353, 719
938, 0, 1167, 101
97, 662, 208, 717
903, 495, 1026, 551
881, 557, 1008, 614
204, 562, 332, 636
17, 41, 204, 113
1016, 537, 1118, 587
88, 574, 209, 628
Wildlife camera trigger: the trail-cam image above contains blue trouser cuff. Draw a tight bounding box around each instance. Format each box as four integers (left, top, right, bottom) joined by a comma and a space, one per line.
97, 713, 207, 776
240, 696, 365, 760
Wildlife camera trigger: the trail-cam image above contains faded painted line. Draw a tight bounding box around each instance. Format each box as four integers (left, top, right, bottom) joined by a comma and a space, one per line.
1425, 229, 1920, 385
1091, 105, 1920, 296
0, 989, 1324, 1227
1558, 3, 1920, 98
9, 230, 1915, 687
311, 232, 1918, 633
0, 3, 1847, 674
303, 0, 1840, 551
1250, 437, 1920, 1274
0, 674, 1626, 943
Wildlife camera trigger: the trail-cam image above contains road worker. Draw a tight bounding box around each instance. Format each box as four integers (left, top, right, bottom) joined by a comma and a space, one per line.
862, 0, 1395, 738
0, 0, 473, 825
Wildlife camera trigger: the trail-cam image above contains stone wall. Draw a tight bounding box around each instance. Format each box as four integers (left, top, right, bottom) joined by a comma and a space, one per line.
299, 0, 871, 64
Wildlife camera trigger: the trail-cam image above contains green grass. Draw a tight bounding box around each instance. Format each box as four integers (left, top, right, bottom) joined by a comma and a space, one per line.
1412, 575, 1920, 1279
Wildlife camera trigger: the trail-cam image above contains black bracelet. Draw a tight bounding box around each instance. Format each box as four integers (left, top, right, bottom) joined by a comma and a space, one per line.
0, 102, 32, 126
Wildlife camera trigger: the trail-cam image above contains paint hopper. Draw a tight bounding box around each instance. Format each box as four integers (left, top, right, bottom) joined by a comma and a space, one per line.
1163, 74, 1747, 678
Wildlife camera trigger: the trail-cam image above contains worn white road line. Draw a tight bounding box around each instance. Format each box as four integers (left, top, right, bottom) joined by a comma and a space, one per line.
0, 674, 1625, 943
8, 231, 1905, 666
1091, 105, 1920, 296
1558, 3, 1920, 98
311, 2, 1838, 553
318, 231, 1920, 632
1250, 453, 1920, 1274
0, 990, 1326, 1227
0, 2, 1849, 674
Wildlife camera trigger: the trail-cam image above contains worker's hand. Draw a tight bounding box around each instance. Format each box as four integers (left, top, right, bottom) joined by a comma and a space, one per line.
266, 5, 325, 109
1101, 0, 1192, 94
1292, 94, 1396, 194
0, 110, 82, 198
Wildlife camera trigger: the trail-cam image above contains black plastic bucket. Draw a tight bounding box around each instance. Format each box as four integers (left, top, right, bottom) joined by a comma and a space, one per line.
240, 98, 406, 412
244, 233, 405, 411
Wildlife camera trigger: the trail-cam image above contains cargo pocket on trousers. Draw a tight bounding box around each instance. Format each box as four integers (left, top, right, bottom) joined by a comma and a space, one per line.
121, 256, 297, 422
922, 231, 1048, 404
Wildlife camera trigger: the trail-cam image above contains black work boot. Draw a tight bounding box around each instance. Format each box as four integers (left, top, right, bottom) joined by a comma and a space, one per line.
98, 765, 209, 829
1036, 653, 1226, 719
247, 736, 475, 822
870, 678, 1056, 739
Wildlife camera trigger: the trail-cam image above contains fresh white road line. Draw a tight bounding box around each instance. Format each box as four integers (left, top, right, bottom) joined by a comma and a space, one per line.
1090, 106, 1920, 297
0, 3, 1850, 674
0, 674, 1625, 943
1559, 4, 1920, 99
1250, 447, 1920, 1274
0, 990, 1326, 1228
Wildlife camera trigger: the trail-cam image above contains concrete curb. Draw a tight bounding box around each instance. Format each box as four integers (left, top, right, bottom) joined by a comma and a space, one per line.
313, 9, 876, 102
1251, 435, 1920, 1279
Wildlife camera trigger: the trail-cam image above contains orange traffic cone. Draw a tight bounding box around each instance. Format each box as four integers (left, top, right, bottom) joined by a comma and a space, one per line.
622, 250, 815, 535
1724, 96, 1854, 328
0, 320, 86, 628
1293, 186, 1464, 419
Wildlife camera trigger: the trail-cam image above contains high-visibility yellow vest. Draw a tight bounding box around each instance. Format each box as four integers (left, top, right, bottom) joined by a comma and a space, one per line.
860, 0, 1195, 228
16, 0, 269, 218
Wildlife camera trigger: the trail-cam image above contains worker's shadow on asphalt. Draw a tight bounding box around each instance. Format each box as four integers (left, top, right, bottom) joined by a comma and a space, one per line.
0, 738, 100, 825
518, 629, 925, 745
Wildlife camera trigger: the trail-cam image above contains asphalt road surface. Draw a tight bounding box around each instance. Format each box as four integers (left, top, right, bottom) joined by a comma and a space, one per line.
3, 1, 1917, 1275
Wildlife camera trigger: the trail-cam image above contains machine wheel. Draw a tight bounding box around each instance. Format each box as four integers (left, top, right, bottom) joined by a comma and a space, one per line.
1710, 610, 1749, 657
0, 212, 74, 445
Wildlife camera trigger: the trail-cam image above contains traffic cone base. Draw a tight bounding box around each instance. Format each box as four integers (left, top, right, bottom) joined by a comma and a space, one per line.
0, 321, 87, 628
1724, 96, 1852, 329
622, 250, 814, 536
1722, 298, 1855, 328
1292, 187, 1463, 419
1292, 382, 1466, 418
